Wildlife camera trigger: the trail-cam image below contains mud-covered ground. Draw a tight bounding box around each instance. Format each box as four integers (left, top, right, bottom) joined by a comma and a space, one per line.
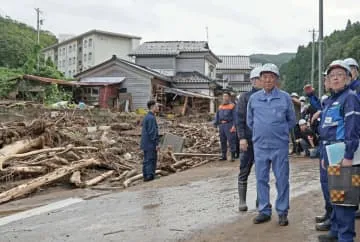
2, 157, 359, 242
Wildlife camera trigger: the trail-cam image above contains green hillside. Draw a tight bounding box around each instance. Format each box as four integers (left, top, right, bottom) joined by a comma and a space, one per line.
280, 20, 360, 94
250, 53, 296, 67
0, 15, 57, 68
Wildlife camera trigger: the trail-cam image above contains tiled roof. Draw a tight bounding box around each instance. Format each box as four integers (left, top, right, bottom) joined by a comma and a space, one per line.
129, 41, 210, 56
74, 55, 170, 82
217, 55, 252, 70
173, 72, 214, 84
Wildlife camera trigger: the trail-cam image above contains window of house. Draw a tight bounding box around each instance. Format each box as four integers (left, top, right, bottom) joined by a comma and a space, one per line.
84, 54, 87, 62
62, 60, 65, 66
91, 88, 99, 96
88, 38, 92, 47
84, 40, 87, 48
68, 58, 72, 65
88, 52, 92, 61
68, 70, 71, 76
73, 57, 76, 64
69, 46, 72, 53
63, 48, 65, 55
73, 69, 76, 75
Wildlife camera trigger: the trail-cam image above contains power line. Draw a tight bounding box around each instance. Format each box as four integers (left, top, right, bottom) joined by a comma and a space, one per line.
318, 0, 324, 97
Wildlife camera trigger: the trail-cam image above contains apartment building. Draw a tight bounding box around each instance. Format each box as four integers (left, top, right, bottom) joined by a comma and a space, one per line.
42, 29, 141, 78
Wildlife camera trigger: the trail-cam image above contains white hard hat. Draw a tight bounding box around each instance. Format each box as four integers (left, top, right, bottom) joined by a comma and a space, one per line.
260, 63, 280, 77
344, 58, 359, 69
298, 119, 307, 125
327, 60, 352, 77
250, 67, 262, 79
299, 96, 306, 102
290, 92, 299, 98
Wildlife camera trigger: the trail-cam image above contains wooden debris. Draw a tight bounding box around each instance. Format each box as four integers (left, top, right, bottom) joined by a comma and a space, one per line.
84, 170, 115, 187
0, 158, 99, 204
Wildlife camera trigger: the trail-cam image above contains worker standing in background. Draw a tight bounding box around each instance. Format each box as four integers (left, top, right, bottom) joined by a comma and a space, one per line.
236, 66, 263, 211
247, 63, 296, 226
214, 92, 237, 161
140, 100, 160, 182
344, 58, 360, 95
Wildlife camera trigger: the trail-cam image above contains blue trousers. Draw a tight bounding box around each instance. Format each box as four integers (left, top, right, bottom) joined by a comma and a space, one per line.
254, 146, 289, 216
319, 144, 332, 213
219, 123, 236, 156
143, 149, 157, 179
330, 205, 357, 242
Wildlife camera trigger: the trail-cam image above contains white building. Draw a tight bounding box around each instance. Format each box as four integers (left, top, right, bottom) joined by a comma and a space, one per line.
42, 29, 141, 78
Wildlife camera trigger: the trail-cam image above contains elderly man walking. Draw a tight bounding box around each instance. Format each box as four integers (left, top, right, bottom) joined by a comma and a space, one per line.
247, 63, 296, 226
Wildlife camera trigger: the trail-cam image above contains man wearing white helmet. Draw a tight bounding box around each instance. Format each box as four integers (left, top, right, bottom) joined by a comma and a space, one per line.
317, 60, 360, 242
236, 66, 263, 212
247, 63, 296, 226
344, 58, 360, 96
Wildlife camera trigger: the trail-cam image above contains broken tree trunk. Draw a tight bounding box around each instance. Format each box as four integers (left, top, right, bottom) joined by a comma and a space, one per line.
173, 153, 221, 157
0, 158, 99, 204
70, 171, 83, 188
84, 170, 115, 187
0, 137, 44, 169
1, 146, 98, 169
7, 166, 47, 174
110, 170, 129, 182
123, 170, 165, 188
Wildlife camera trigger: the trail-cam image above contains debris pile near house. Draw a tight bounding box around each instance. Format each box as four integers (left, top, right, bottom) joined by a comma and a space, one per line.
0, 111, 220, 204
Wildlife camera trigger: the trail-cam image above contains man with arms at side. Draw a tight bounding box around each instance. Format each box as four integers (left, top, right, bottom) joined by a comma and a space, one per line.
140, 100, 160, 182
247, 63, 296, 226
236, 66, 263, 211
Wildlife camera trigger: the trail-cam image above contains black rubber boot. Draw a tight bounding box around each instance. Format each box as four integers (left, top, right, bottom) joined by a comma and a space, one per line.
230, 152, 236, 162
238, 181, 248, 212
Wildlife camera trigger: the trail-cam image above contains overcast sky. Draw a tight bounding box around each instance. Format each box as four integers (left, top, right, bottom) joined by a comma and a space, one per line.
1, 0, 360, 55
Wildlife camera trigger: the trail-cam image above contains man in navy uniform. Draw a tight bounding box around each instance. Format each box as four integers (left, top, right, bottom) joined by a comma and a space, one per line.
318, 60, 360, 242
140, 100, 160, 181
236, 66, 263, 211
215, 92, 237, 161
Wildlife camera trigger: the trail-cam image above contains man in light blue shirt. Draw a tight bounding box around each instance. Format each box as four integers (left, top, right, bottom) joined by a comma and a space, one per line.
247, 63, 296, 226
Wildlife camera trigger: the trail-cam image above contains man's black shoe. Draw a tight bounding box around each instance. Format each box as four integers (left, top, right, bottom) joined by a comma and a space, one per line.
316, 218, 331, 231
219, 157, 226, 161
278, 215, 289, 226
253, 213, 271, 224
143, 176, 154, 182
318, 233, 338, 242
316, 213, 327, 223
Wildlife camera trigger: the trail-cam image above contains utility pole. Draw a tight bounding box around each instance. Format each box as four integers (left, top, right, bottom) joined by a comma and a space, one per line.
35, 8, 42, 72
308, 29, 317, 87
318, 0, 324, 97
205, 26, 209, 43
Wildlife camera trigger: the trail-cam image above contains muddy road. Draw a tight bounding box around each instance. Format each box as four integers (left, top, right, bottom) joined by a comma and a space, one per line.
0, 158, 359, 242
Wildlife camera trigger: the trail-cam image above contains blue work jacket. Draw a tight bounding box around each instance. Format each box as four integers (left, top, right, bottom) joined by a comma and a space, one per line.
247, 87, 296, 149
140, 112, 159, 151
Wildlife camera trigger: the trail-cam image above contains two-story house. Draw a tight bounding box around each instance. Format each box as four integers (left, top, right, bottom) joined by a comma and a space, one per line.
216, 55, 254, 93
129, 41, 221, 112
42, 30, 141, 78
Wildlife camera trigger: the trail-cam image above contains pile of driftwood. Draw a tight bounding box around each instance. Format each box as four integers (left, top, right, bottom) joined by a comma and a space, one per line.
0, 111, 220, 204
